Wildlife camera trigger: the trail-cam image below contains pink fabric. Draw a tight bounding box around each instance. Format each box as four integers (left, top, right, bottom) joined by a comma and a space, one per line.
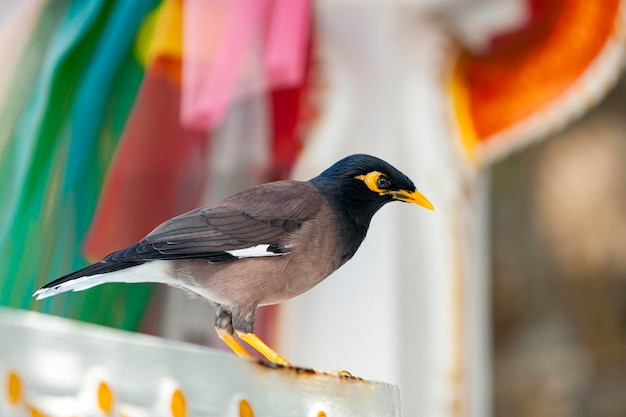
181, 0, 310, 130
263, 0, 311, 88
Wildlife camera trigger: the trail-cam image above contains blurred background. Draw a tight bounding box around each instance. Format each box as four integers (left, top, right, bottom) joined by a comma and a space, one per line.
0, 1, 625, 416
491, 76, 626, 417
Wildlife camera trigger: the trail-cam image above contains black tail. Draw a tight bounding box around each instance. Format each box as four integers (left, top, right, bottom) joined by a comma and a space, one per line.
34, 260, 144, 299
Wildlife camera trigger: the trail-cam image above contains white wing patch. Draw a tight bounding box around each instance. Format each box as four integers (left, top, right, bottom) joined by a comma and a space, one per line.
226, 244, 285, 259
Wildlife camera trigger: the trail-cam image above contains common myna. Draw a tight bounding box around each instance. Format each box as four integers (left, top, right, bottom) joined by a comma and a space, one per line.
34, 154, 433, 365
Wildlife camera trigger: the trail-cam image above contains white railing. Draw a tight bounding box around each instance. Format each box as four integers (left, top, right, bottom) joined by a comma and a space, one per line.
0, 308, 399, 417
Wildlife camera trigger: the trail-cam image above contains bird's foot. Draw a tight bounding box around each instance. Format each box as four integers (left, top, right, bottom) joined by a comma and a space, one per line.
236, 331, 291, 366
216, 328, 252, 359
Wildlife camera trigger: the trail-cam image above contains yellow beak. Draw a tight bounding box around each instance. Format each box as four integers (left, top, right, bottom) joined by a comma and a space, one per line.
388, 189, 435, 210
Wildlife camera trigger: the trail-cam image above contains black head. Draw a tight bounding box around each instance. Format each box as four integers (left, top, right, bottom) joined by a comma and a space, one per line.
309, 154, 433, 263
310, 154, 433, 227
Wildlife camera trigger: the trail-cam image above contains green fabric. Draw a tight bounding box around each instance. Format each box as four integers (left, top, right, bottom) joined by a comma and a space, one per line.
0, 0, 158, 330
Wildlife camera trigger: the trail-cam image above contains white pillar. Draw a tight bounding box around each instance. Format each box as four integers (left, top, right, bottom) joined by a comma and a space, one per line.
278, 3, 491, 416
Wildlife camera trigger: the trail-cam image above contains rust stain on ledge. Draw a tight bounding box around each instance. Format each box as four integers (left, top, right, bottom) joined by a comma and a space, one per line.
254, 360, 366, 382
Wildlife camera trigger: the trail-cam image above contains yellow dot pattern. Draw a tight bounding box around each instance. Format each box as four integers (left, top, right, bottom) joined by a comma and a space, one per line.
2, 369, 336, 417
29, 405, 47, 417
171, 388, 186, 417
239, 398, 254, 417
7, 371, 21, 405
98, 382, 114, 414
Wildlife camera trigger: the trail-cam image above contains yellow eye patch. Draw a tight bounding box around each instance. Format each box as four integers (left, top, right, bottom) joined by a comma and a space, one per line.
355, 171, 390, 194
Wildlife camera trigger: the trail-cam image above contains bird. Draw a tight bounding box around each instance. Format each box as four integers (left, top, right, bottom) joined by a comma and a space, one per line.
34, 154, 434, 365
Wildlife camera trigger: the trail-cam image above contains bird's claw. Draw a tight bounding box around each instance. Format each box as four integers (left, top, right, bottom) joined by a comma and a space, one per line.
217, 328, 291, 365
216, 328, 252, 358
236, 331, 291, 366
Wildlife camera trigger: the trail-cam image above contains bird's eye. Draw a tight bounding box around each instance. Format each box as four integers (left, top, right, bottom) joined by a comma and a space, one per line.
376, 176, 391, 190
355, 171, 393, 193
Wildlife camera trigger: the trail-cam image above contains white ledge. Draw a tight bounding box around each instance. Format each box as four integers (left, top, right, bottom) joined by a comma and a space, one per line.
0, 307, 400, 417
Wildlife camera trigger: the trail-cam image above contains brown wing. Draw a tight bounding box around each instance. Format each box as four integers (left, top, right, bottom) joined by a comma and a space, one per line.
104, 181, 322, 263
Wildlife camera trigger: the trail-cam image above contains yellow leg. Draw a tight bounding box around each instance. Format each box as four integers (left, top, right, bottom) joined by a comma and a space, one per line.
236, 331, 291, 366
216, 328, 252, 359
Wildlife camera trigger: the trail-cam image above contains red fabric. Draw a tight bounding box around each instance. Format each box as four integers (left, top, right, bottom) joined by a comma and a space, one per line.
84, 57, 208, 260
268, 25, 317, 181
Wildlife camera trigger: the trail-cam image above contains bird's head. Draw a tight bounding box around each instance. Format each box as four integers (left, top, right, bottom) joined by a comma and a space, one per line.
310, 154, 434, 221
